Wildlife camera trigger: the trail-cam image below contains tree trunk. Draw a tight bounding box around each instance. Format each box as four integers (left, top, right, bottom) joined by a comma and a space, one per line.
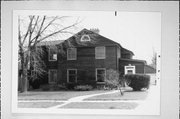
19, 48, 30, 93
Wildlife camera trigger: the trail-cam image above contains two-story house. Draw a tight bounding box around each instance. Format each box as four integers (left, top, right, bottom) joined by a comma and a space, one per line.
36, 28, 147, 88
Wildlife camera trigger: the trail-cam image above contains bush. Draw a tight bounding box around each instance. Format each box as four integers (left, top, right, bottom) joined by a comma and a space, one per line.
66, 83, 76, 90
76, 80, 96, 88
74, 85, 93, 91
29, 79, 40, 89
124, 74, 150, 91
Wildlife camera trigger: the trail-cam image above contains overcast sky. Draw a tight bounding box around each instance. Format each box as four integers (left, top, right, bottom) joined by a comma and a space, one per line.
20, 11, 161, 64
73, 11, 161, 64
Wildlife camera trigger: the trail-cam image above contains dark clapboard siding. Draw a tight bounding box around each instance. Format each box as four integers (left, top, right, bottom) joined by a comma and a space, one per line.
58, 45, 119, 83
119, 59, 146, 75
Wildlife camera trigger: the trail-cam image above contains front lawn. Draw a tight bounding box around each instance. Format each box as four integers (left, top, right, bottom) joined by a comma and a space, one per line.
60, 102, 138, 109
18, 90, 110, 100
18, 102, 63, 108
84, 90, 148, 101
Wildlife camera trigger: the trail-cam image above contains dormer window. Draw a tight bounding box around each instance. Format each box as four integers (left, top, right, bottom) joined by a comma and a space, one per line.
80, 35, 91, 42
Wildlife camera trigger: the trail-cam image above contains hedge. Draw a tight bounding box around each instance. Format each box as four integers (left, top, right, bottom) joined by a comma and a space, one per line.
124, 74, 150, 91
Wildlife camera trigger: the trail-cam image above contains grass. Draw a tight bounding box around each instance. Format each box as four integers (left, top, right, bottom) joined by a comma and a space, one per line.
18, 90, 110, 100
60, 102, 138, 109
84, 90, 148, 101
18, 102, 63, 108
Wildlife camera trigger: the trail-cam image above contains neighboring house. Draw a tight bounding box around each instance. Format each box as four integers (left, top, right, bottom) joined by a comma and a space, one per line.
144, 65, 156, 84
34, 28, 148, 87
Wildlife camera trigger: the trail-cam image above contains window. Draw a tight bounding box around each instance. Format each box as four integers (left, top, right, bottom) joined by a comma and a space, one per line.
95, 46, 105, 59
67, 69, 77, 83
49, 47, 57, 61
96, 68, 106, 82
49, 70, 57, 84
80, 35, 91, 42
67, 48, 77, 60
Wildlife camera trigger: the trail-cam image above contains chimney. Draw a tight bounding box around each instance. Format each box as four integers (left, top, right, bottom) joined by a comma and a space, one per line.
90, 28, 100, 34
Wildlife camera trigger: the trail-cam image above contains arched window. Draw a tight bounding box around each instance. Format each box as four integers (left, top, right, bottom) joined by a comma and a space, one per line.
80, 35, 91, 42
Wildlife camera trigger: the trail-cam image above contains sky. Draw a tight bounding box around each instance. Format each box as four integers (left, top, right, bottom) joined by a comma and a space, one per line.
20, 11, 161, 65
75, 11, 161, 64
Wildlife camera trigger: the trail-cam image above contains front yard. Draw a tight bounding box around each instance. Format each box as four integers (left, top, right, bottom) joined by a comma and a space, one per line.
18, 90, 109, 100
60, 102, 138, 109
84, 90, 148, 101
18, 87, 149, 109
18, 102, 63, 108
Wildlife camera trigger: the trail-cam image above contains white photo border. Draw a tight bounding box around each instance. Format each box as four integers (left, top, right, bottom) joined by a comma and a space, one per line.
12, 10, 161, 115
1, 1, 179, 119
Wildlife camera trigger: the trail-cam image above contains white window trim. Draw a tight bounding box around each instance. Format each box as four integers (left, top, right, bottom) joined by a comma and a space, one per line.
48, 69, 57, 84
67, 48, 77, 60
48, 47, 57, 61
67, 69, 77, 83
96, 68, 106, 82
95, 46, 106, 59
124, 65, 136, 74
80, 35, 91, 42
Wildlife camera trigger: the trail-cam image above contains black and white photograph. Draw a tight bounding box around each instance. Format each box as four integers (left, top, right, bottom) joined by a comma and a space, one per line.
12, 10, 161, 115
1, 1, 179, 119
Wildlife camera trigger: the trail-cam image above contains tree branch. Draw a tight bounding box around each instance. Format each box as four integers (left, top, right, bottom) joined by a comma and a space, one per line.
37, 22, 79, 43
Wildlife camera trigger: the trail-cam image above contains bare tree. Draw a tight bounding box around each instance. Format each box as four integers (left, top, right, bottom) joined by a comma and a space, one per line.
150, 51, 157, 69
18, 15, 80, 92
105, 69, 124, 95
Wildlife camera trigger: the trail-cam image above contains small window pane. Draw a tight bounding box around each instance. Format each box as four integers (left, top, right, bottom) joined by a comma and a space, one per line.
69, 70, 76, 74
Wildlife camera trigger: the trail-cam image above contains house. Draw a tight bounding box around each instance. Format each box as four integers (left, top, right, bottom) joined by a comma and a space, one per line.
34, 28, 147, 88
144, 65, 156, 84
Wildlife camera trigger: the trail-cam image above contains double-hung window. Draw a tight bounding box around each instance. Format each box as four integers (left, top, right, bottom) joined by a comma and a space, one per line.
67, 69, 77, 83
49, 47, 57, 61
96, 68, 106, 82
95, 46, 105, 59
67, 48, 77, 60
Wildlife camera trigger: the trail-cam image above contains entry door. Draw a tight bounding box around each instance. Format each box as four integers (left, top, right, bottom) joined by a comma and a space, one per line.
67, 69, 77, 83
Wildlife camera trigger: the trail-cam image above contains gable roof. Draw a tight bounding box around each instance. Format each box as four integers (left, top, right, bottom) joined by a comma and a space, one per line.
64, 28, 122, 47
36, 28, 134, 56
121, 47, 134, 56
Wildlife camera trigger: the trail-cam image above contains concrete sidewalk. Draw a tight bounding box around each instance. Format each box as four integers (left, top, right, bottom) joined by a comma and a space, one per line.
49, 90, 119, 109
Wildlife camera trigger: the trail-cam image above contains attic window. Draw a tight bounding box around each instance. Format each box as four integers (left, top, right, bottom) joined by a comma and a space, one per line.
80, 35, 90, 42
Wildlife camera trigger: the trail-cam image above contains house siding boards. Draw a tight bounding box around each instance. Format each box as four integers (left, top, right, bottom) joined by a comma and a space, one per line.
119, 59, 146, 75
35, 28, 147, 87
58, 45, 118, 84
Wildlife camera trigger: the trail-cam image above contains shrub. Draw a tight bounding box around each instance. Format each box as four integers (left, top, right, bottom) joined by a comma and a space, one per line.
74, 85, 93, 91
76, 80, 96, 88
29, 79, 40, 89
124, 74, 150, 91
66, 83, 76, 90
